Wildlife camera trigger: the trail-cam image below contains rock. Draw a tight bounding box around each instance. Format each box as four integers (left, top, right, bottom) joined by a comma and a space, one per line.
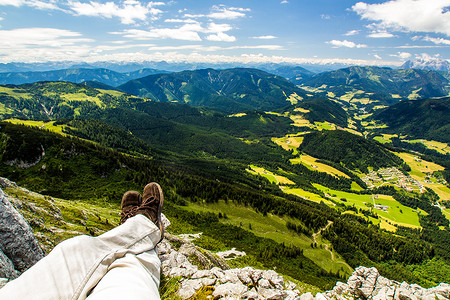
300, 292, 315, 300
258, 278, 273, 289
323, 266, 450, 300
241, 288, 260, 300
212, 282, 248, 298
0, 188, 44, 279
258, 287, 286, 300
262, 269, 284, 289
178, 278, 204, 299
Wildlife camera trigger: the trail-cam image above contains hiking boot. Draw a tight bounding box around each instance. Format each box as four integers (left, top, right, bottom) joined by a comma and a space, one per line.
137, 182, 164, 239
120, 191, 142, 224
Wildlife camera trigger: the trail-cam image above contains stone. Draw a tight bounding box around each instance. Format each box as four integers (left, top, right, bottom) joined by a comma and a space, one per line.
299, 292, 315, 300
241, 288, 260, 300
258, 278, 273, 289
262, 269, 284, 289
212, 282, 248, 299
258, 287, 286, 300
178, 279, 203, 299
0, 188, 44, 279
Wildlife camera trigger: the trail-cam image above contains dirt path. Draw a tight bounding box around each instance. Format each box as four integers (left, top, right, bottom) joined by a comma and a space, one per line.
312, 220, 351, 269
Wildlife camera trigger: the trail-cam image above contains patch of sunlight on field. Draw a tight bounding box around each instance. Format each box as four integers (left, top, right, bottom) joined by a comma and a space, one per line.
379, 218, 398, 232
294, 107, 310, 113
229, 113, 247, 117
345, 128, 363, 136
314, 121, 335, 130
390, 94, 401, 99
286, 92, 303, 105
5, 119, 69, 134
247, 165, 295, 185
272, 135, 304, 153
290, 155, 350, 178
373, 134, 398, 144
0, 86, 32, 99
97, 89, 125, 97
443, 209, 450, 221
408, 88, 422, 100
397, 152, 444, 175
373, 105, 388, 110
281, 186, 332, 204
405, 139, 450, 155
417, 180, 450, 201
327, 92, 335, 98
314, 184, 424, 229
59, 93, 104, 106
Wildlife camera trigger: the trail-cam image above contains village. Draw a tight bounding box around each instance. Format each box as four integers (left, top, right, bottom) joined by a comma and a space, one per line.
361, 166, 426, 193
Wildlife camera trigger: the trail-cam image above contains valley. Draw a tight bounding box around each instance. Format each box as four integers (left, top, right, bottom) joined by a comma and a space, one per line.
0, 65, 449, 295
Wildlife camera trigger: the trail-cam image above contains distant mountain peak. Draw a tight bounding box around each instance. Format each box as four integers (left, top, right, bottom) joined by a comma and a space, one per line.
401, 57, 450, 72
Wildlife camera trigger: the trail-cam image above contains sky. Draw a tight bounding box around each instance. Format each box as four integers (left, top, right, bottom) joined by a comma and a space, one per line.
0, 0, 450, 66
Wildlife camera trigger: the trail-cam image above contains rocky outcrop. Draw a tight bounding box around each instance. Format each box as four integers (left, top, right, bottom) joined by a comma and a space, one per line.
323, 266, 450, 300
158, 235, 302, 300
159, 237, 450, 300
0, 186, 44, 280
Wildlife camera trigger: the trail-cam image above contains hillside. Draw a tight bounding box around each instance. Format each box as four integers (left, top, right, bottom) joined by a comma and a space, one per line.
119, 68, 310, 113
294, 98, 348, 127
0, 68, 168, 86
299, 130, 406, 172
372, 97, 450, 143
300, 66, 450, 109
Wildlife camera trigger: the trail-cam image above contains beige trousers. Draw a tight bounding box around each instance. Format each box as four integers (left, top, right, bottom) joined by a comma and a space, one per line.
0, 215, 161, 300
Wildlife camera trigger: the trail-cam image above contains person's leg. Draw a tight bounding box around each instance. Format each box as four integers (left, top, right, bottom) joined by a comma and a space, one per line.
86, 251, 161, 300
0, 183, 164, 300
0, 215, 161, 300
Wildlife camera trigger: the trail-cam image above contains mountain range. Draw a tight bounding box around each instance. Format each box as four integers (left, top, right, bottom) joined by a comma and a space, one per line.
0, 68, 168, 86
119, 68, 310, 113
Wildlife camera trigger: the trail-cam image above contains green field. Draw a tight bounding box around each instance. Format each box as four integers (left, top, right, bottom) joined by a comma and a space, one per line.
247, 165, 295, 185
5, 119, 69, 134
290, 155, 350, 179
184, 200, 352, 276
313, 184, 425, 229
404, 139, 450, 155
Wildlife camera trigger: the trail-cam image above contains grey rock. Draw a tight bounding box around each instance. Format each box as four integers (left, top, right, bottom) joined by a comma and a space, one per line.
258, 287, 286, 300
0, 188, 44, 279
178, 278, 203, 299
242, 287, 260, 300
299, 292, 315, 300
212, 282, 248, 298
258, 278, 273, 289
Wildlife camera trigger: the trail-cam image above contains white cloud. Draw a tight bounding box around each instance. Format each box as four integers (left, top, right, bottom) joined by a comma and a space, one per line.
252, 35, 277, 39
344, 30, 359, 36
280, 0, 288, 4
352, 0, 450, 36
206, 32, 236, 42
327, 39, 367, 48
0, 28, 90, 47
368, 32, 394, 38
111, 26, 202, 41
113, 21, 237, 42
0, 0, 61, 10
373, 54, 382, 59
208, 6, 250, 19
423, 35, 450, 45
391, 51, 412, 60
321, 14, 330, 20
68, 0, 164, 24
164, 18, 198, 24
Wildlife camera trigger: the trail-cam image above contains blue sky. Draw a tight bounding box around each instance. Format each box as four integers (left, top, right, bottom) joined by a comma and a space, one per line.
0, 0, 449, 65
